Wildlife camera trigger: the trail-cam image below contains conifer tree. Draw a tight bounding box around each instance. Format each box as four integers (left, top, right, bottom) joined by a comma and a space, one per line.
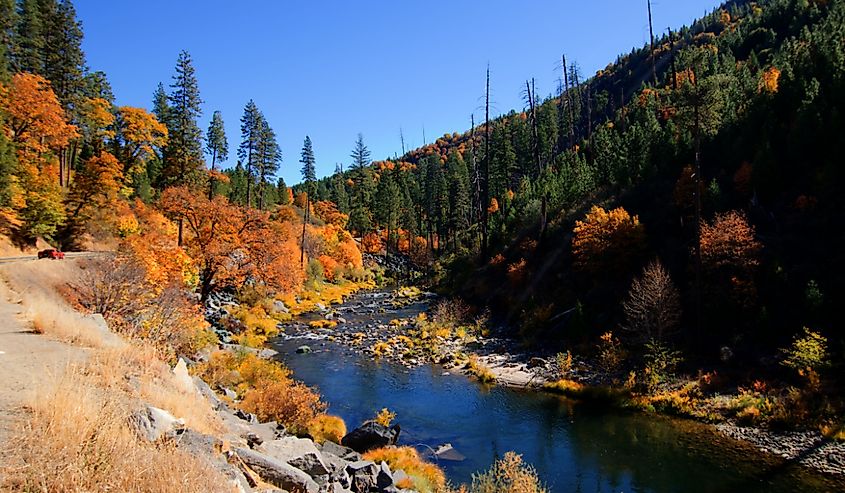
374, 167, 400, 259
446, 150, 470, 251
205, 110, 228, 198
238, 99, 262, 207
330, 163, 349, 213
299, 135, 316, 265
255, 116, 280, 210
163, 50, 204, 188
14, 0, 42, 74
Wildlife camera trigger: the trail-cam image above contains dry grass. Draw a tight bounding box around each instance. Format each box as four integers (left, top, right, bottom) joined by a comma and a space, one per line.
363, 446, 446, 493
0, 363, 232, 492
86, 346, 224, 436
468, 451, 546, 493
465, 355, 497, 384
0, 260, 109, 348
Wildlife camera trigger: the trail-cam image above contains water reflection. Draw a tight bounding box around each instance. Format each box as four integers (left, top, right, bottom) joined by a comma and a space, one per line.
271, 332, 841, 493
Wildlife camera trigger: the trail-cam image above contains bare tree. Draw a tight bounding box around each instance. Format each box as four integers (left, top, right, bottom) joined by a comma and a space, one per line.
623, 260, 681, 343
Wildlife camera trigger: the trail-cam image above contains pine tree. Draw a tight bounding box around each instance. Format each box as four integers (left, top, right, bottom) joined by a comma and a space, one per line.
14, 0, 42, 74
163, 50, 204, 189
0, 0, 16, 78
152, 82, 169, 124
277, 176, 290, 205
374, 168, 401, 259
238, 99, 262, 207
446, 150, 470, 251
205, 110, 228, 198
255, 116, 280, 210
299, 135, 316, 265
330, 163, 349, 213
44, 0, 85, 110
348, 134, 373, 235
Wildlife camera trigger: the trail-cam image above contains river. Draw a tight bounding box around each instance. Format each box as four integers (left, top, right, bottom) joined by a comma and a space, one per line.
270, 291, 843, 493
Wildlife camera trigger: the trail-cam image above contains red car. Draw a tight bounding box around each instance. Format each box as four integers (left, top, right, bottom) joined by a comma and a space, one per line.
37, 249, 65, 260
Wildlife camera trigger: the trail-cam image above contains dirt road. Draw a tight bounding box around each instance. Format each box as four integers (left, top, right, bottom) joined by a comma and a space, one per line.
0, 274, 87, 442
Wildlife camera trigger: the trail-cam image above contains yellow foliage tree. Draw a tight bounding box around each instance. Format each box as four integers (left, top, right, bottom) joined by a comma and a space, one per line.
572, 205, 645, 274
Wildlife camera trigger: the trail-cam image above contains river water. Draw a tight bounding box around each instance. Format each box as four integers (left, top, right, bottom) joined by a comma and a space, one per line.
270, 292, 842, 493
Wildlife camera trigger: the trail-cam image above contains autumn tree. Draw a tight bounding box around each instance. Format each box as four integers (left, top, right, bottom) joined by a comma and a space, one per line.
622, 260, 681, 344
205, 110, 228, 199
115, 106, 168, 190
65, 151, 123, 221
572, 205, 645, 275
700, 210, 761, 305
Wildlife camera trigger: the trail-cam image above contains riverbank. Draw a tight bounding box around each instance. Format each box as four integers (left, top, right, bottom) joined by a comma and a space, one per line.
265, 286, 845, 484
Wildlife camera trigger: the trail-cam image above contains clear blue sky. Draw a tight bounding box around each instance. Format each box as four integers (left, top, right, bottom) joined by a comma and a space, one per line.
76, 0, 720, 185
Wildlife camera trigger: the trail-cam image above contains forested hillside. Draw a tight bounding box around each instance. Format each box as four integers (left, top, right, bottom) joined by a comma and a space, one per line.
299, 0, 844, 370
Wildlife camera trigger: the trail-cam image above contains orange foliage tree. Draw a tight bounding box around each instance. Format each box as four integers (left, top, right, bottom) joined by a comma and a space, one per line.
572, 206, 645, 274
1, 73, 77, 156
160, 187, 306, 300
700, 210, 761, 304
116, 106, 168, 183
66, 151, 124, 221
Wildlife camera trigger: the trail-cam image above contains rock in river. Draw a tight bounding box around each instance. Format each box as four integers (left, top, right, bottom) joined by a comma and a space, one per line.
296, 345, 312, 354
341, 421, 401, 453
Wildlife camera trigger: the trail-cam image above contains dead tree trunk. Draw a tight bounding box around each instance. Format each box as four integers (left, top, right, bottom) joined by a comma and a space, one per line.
648, 0, 658, 85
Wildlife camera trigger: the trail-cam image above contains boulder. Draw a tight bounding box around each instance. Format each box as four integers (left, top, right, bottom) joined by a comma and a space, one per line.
192, 376, 226, 411
376, 461, 394, 489
172, 358, 197, 394
433, 443, 466, 461
257, 437, 330, 476
320, 441, 361, 462
129, 405, 185, 442
345, 460, 378, 493
86, 313, 127, 348
273, 300, 289, 314
235, 448, 319, 493
321, 452, 352, 487
296, 345, 312, 354
341, 422, 401, 453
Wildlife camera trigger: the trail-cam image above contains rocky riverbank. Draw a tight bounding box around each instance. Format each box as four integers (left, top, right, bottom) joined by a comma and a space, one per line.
151, 356, 426, 493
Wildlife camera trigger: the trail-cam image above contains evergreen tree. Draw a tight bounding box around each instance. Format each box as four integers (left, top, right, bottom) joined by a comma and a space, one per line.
277, 176, 290, 205
348, 134, 373, 235
374, 167, 401, 258
163, 50, 204, 188
330, 164, 349, 213
0, 0, 16, 78
152, 82, 169, 124
44, 0, 85, 110
14, 0, 42, 74
255, 116, 280, 210
205, 110, 228, 198
299, 135, 316, 265
446, 150, 471, 251
238, 99, 262, 207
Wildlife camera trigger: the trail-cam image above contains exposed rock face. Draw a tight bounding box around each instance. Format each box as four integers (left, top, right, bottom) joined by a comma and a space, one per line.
129, 405, 185, 442
257, 437, 331, 477
341, 422, 401, 453
345, 460, 379, 493
235, 447, 321, 493
172, 358, 197, 395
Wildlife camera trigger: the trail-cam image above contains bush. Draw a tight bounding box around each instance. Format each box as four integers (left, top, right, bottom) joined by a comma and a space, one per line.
781, 327, 829, 374
465, 355, 496, 384
240, 379, 326, 432
362, 447, 445, 493
469, 451, 546, 493
597, 331, 625, 377
374, 408, 396, 427
307, 414, 347, 444
542, 379, 584, 398
642, 340, 683, 392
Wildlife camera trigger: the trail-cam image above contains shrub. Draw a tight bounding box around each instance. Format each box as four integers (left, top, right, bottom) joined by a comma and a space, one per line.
781, 327, 829, 374
466, 355, 496, 384
469, 451, 546, 493
554, 351, 573, 378
240, 379, 326, 432
597, 331, 625, 376
642, 340, 683, 392
307, 414, 347, 444
542, 379, 584, 398
363, 447, 445, 493
374, 408, 396, 427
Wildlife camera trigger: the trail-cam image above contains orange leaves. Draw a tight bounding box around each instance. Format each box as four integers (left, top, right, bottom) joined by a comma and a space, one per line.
117, 106, 168, 177
1, 73, 77, 154
759, 66, 781, 94
81, 97, 116, 143
700, 211, 761, 273
572, 205, 645, 274
700, 211, 761, 305
487, 197, 500, 214
313, 200, 348, 228
361, 232, 382, 254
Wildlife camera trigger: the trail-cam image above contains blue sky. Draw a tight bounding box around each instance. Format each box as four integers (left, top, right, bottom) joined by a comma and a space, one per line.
76, 0, 721, 184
